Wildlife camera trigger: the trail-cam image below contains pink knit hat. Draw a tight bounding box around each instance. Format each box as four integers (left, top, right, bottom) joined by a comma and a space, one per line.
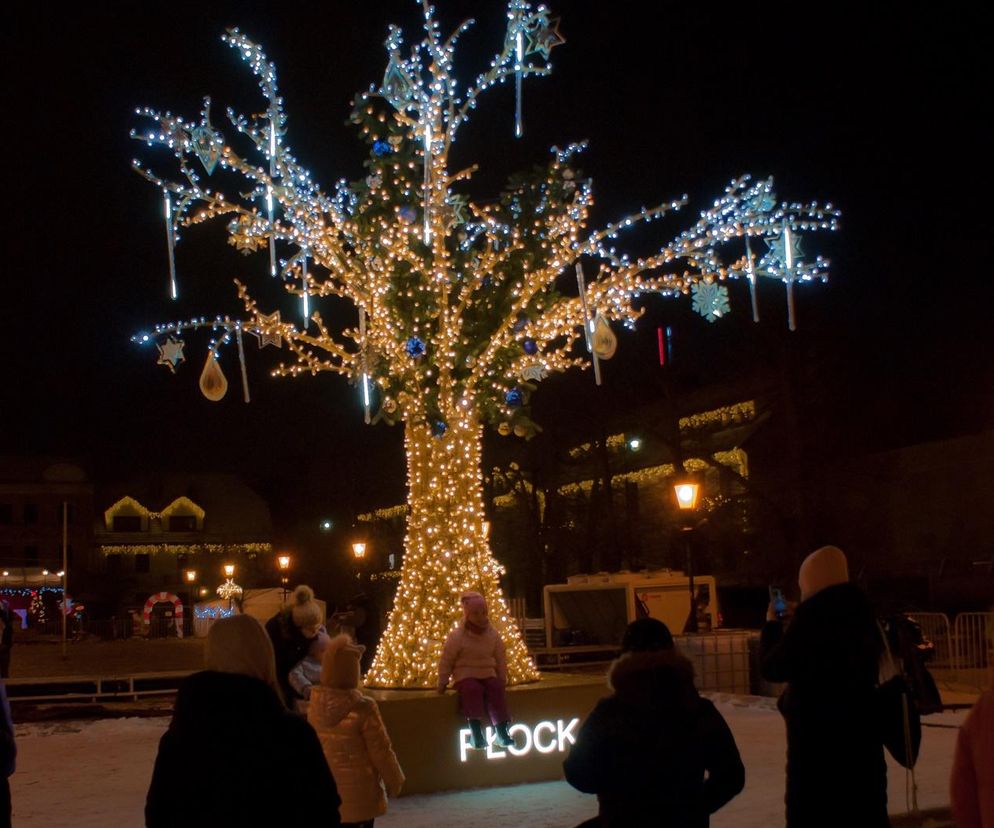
460, 591, 487, 617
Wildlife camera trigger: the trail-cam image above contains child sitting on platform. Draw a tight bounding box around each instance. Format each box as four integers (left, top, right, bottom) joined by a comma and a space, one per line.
288, 629, 330, 712
436, 591, 514, 750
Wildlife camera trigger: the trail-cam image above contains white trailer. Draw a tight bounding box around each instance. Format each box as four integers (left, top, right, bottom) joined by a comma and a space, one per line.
542, 570, 720, 650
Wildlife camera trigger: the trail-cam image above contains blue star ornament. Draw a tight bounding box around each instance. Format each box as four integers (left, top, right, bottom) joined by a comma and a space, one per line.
156, 336, 186, 373
763, 226, 805, 276
526, 16, 565, 60
691, 282, 731, 323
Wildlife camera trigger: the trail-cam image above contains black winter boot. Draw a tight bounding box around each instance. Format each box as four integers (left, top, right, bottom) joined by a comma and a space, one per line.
495, 721, 515, 748
468, 718, 486, 750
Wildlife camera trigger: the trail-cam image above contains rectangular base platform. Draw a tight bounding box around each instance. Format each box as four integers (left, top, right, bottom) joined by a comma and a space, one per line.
365, 672, 608, 795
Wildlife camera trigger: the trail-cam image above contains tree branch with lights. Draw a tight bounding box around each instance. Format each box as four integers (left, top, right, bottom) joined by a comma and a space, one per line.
130, 0, 838, 687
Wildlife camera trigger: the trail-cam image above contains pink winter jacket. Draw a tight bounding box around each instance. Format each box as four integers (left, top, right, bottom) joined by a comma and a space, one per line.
951, 686, 994, 828
437, 623, 507, 689
307, 686, 404, 823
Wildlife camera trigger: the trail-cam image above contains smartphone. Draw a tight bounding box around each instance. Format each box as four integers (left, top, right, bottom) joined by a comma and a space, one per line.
769, 585, 787, 619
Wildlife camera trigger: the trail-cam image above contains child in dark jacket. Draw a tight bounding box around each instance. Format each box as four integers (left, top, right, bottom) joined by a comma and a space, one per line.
564, 618, 744, 828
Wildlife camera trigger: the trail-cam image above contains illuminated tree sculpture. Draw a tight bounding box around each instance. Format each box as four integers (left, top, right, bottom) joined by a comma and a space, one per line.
131, 1, 838, 687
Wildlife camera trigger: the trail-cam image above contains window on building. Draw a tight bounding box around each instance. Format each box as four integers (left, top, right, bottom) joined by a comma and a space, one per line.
24, 545, 39, 563
176, 553, 188, 570
23, 504, 39, 525
107, 554, 122, 574
112, 515, 142, 532
0, 504, 12, 525
168, 515, 197, 532
135, 554, 151, 573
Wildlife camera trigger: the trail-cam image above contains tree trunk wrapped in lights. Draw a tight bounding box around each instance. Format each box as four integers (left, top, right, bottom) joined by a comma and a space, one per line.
129, 1, 838, 687
369, 415, 537, 686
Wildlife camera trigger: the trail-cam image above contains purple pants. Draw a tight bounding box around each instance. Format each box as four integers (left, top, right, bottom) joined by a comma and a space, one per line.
455, 676, 510, 724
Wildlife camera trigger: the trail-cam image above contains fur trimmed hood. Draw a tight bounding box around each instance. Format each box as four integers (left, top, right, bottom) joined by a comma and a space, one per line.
607, 648, 699, 713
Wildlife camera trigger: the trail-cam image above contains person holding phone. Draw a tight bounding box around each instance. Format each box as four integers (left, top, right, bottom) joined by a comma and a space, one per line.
768, 585, 789, 620
760, 546, 887, 828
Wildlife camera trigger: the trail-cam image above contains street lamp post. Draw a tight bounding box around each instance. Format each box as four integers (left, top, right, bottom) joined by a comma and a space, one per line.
351, 541, 367, 586
277, 555, 291, 604
185, 570, 197, 635
218, 564, 241, 613
673, 478, 701, 634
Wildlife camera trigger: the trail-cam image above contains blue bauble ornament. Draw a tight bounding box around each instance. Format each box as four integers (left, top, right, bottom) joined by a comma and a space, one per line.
406, 336, 426, 358
398, 205, 418, 225
431, 420, 447, 438
505, 388, 524, 407
523, 338, 538, 355
372, 140, 392, 157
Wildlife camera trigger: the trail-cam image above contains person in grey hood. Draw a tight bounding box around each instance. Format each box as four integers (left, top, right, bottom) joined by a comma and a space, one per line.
564, 618, 744, 827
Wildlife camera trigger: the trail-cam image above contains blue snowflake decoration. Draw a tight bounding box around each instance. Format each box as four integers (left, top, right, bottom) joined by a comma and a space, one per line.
397, 205, 418, 225
523, 338, 538, 355
691, 282, 731, 323
431, 420, 447, 438
372, 140, 392, 157
405, 336, 426, 358
505, 388, 524, 407
512, 314, 529, 333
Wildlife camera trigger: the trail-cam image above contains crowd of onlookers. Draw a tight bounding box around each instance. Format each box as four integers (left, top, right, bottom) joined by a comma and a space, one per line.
0, 547, 991, 827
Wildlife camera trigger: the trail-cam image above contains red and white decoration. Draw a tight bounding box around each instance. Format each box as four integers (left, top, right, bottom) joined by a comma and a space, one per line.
141, 592, 184, 639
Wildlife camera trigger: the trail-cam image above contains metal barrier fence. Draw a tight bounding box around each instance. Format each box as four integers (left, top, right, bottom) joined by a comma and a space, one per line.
905, 612, 953, 668
674, 631, 752, 694
25, 616, 188, 640
953, 612, 993, 689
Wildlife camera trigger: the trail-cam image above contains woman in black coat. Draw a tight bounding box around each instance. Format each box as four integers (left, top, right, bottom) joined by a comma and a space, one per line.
146, 615, 341, 827
564, 619, 745, 828
265, 584, 325, 704
761, 545, 888, 828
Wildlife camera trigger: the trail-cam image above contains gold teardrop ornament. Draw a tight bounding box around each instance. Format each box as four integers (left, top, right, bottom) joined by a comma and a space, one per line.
199, 354, 228, 402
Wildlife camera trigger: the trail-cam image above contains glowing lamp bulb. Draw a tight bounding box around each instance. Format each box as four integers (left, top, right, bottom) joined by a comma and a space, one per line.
674, 482, 700, 511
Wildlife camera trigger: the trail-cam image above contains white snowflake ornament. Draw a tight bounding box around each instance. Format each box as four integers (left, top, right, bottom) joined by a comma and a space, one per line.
691, 282, 731, 323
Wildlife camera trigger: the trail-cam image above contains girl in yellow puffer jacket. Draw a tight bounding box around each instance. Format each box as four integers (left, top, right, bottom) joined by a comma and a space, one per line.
308, 635, 404, 828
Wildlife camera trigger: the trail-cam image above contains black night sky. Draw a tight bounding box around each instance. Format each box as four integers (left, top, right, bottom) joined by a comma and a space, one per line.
4, 3, 990, 530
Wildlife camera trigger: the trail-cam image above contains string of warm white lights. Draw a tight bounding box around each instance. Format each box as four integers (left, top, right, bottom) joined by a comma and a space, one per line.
130, 1, 837, 687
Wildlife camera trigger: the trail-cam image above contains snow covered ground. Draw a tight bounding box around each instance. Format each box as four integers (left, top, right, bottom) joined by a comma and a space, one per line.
10, 699, 967, 827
